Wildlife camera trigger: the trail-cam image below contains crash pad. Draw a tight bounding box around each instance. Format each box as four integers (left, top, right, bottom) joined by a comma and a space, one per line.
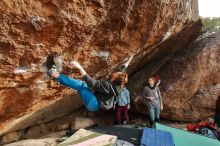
140, 127, 174, 146
156, 123, 220, 146
57, 129, 117, 146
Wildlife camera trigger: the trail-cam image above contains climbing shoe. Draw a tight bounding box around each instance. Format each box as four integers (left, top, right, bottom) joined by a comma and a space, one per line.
53, 55, 63, 72
44, 52, 62, 71
44, 52, 63, 79
47, 65, 58, 79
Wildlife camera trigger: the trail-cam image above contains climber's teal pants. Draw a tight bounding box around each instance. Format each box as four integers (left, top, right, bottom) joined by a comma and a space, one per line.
56, 74, 100, 112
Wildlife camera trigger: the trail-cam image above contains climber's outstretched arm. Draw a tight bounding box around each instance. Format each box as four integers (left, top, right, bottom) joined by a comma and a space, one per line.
123, 54, 134, 69
70, 61, 110, 92
70, 61, 87, 77
117, 54, 134, 72
70, 61, 98, 88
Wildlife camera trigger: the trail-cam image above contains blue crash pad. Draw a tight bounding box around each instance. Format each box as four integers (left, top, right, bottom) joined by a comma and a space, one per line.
140, 128, 174, 146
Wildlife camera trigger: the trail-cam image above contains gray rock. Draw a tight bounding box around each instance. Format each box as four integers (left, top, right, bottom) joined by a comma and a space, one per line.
29, 16, 46, 31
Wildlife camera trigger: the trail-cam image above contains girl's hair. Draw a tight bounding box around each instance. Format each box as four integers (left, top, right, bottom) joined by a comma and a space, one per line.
148, 76, 156, 82
113, 72, 128, 86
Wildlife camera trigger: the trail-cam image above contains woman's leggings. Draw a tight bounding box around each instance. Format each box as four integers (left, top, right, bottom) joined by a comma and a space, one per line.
148, 106, 160, 125
56, 74, 100, 112
116, 105, 129, 125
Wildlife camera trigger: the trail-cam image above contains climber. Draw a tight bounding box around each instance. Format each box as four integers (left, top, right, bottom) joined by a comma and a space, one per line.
142, 76, 163, 127
45, 52, 133, 112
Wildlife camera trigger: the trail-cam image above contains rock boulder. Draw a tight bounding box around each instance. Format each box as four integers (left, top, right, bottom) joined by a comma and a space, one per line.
130, 32, 220, 121
0, 0, 201, 136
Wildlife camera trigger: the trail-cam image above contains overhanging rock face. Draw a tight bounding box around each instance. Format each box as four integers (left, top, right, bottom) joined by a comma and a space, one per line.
0, 0, 201, 135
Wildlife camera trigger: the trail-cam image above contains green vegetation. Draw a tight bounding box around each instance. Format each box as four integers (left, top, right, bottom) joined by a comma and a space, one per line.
198, 17, 220, 39
202, 17, 220, 33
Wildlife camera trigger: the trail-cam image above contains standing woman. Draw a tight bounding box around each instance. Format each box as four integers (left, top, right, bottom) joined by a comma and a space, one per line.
142, 76, 163, 127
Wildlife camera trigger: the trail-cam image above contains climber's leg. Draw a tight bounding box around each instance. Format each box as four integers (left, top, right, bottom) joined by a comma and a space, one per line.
44, 53, 100, 112
56, 74, 86, 91
78, 85, 100, 112
56, 74, 100, 112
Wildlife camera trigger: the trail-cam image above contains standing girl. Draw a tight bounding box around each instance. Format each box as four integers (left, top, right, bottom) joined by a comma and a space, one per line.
114, 73, 130, 125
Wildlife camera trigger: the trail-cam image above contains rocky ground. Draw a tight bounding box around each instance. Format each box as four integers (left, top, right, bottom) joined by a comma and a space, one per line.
0, 0, 219, 145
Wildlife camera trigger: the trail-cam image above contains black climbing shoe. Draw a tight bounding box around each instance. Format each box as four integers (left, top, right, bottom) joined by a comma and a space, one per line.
43, 52, 63, 79
45, 53, 56, 71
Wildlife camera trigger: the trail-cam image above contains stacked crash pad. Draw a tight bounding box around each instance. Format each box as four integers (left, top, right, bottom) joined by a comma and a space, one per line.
57, 129, 117, 146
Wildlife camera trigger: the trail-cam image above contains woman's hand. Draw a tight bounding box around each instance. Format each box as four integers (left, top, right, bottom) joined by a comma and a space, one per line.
113, 104, 116, 110
127, 104, 130, 110
160, 104, 163, 111
146, 96, 154, 101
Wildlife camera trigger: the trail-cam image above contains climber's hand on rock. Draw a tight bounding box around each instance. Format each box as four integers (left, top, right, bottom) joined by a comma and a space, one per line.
70, 61, 87, 76
70, 61, 82, 69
